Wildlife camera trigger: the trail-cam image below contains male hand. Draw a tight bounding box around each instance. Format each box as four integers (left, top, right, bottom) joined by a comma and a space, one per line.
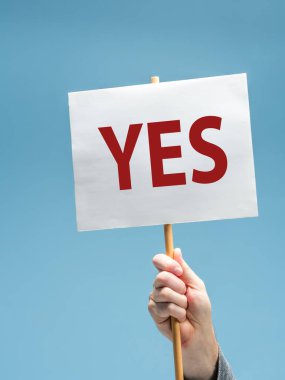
148, 248, 219, 380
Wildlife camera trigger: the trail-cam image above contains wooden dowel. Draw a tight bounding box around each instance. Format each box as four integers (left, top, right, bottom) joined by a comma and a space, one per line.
164, 224, 184, 380
150, 76, 184, 380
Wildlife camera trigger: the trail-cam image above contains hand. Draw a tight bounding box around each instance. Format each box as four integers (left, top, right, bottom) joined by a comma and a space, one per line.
148, 248, 219, 380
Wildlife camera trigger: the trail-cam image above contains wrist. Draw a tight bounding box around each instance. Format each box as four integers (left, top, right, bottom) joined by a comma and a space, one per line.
182, 327, 219, 380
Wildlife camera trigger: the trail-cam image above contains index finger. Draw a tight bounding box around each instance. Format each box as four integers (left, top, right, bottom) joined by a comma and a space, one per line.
152, 254, 183, 276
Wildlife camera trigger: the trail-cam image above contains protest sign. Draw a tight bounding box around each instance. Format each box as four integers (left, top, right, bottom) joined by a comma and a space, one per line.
68, 73, 258, 232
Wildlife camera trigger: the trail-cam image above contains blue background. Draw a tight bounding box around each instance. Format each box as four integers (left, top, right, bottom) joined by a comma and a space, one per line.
1, 1, 284, 379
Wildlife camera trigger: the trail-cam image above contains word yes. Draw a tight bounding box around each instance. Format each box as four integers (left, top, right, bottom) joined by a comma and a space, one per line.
98, 116, 228, 190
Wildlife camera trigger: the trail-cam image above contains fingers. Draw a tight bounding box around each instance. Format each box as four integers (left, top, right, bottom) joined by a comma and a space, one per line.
149, 269, 188, 325
148, 299, 187, 323
154, 271, 186, 294
152, 250, 205, 289
149, 250, 209, 331
152, 287, 188, 309
173, 248, 205, 289
152, 254, 183, 276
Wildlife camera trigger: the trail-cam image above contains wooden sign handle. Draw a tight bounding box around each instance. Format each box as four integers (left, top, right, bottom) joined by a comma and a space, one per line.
151, 76, 184, 380
164, 224, 184, 380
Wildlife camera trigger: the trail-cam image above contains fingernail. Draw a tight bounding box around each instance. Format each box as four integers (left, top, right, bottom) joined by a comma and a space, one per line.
175, 248, 182, 257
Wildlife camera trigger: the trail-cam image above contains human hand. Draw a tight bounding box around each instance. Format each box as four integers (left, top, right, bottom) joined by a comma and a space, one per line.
148, 248, 219, 380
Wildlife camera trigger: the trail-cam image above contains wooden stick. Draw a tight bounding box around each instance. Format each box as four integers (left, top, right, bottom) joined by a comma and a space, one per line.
164, 224, 184, 380
150, 76, 184, 380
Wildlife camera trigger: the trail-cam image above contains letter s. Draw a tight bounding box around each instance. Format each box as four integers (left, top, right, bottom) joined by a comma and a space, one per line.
190, 116, 228, 184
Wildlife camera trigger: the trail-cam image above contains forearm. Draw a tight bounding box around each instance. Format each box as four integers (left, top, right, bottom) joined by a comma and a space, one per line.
182, 325, 219, 380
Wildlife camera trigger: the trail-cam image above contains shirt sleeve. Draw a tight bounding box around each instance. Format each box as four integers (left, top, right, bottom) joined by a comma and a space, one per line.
217, 346, 235, 380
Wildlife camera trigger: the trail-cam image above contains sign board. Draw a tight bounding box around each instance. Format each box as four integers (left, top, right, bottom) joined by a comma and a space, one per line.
68, 73, 258, 231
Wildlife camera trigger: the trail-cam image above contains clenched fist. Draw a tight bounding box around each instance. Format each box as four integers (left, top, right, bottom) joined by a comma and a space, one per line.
148, 248, 219, 380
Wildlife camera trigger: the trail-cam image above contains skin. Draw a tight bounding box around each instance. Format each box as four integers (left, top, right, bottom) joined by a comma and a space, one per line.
148, 248, 219, 380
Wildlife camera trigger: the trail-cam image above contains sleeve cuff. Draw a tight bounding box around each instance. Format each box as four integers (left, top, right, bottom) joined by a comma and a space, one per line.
217, 346, 235, 380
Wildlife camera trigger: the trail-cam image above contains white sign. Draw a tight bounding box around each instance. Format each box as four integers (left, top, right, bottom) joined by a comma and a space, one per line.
68, 73, 258, 231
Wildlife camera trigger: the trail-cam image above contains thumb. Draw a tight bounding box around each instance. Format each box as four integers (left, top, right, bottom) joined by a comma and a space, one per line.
173, 248, 203, 288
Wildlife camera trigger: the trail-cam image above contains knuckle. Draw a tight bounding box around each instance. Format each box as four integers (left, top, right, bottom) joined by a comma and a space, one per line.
167, 303, 175, 314
156, 304, 167, 317
154, 273, 163, 288
157, 271, 168, 283
148, 300, 155, 312
160, 287, 171, 299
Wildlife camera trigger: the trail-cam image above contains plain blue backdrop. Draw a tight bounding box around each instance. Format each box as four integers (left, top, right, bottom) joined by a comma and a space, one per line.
1, 1, 284, 379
